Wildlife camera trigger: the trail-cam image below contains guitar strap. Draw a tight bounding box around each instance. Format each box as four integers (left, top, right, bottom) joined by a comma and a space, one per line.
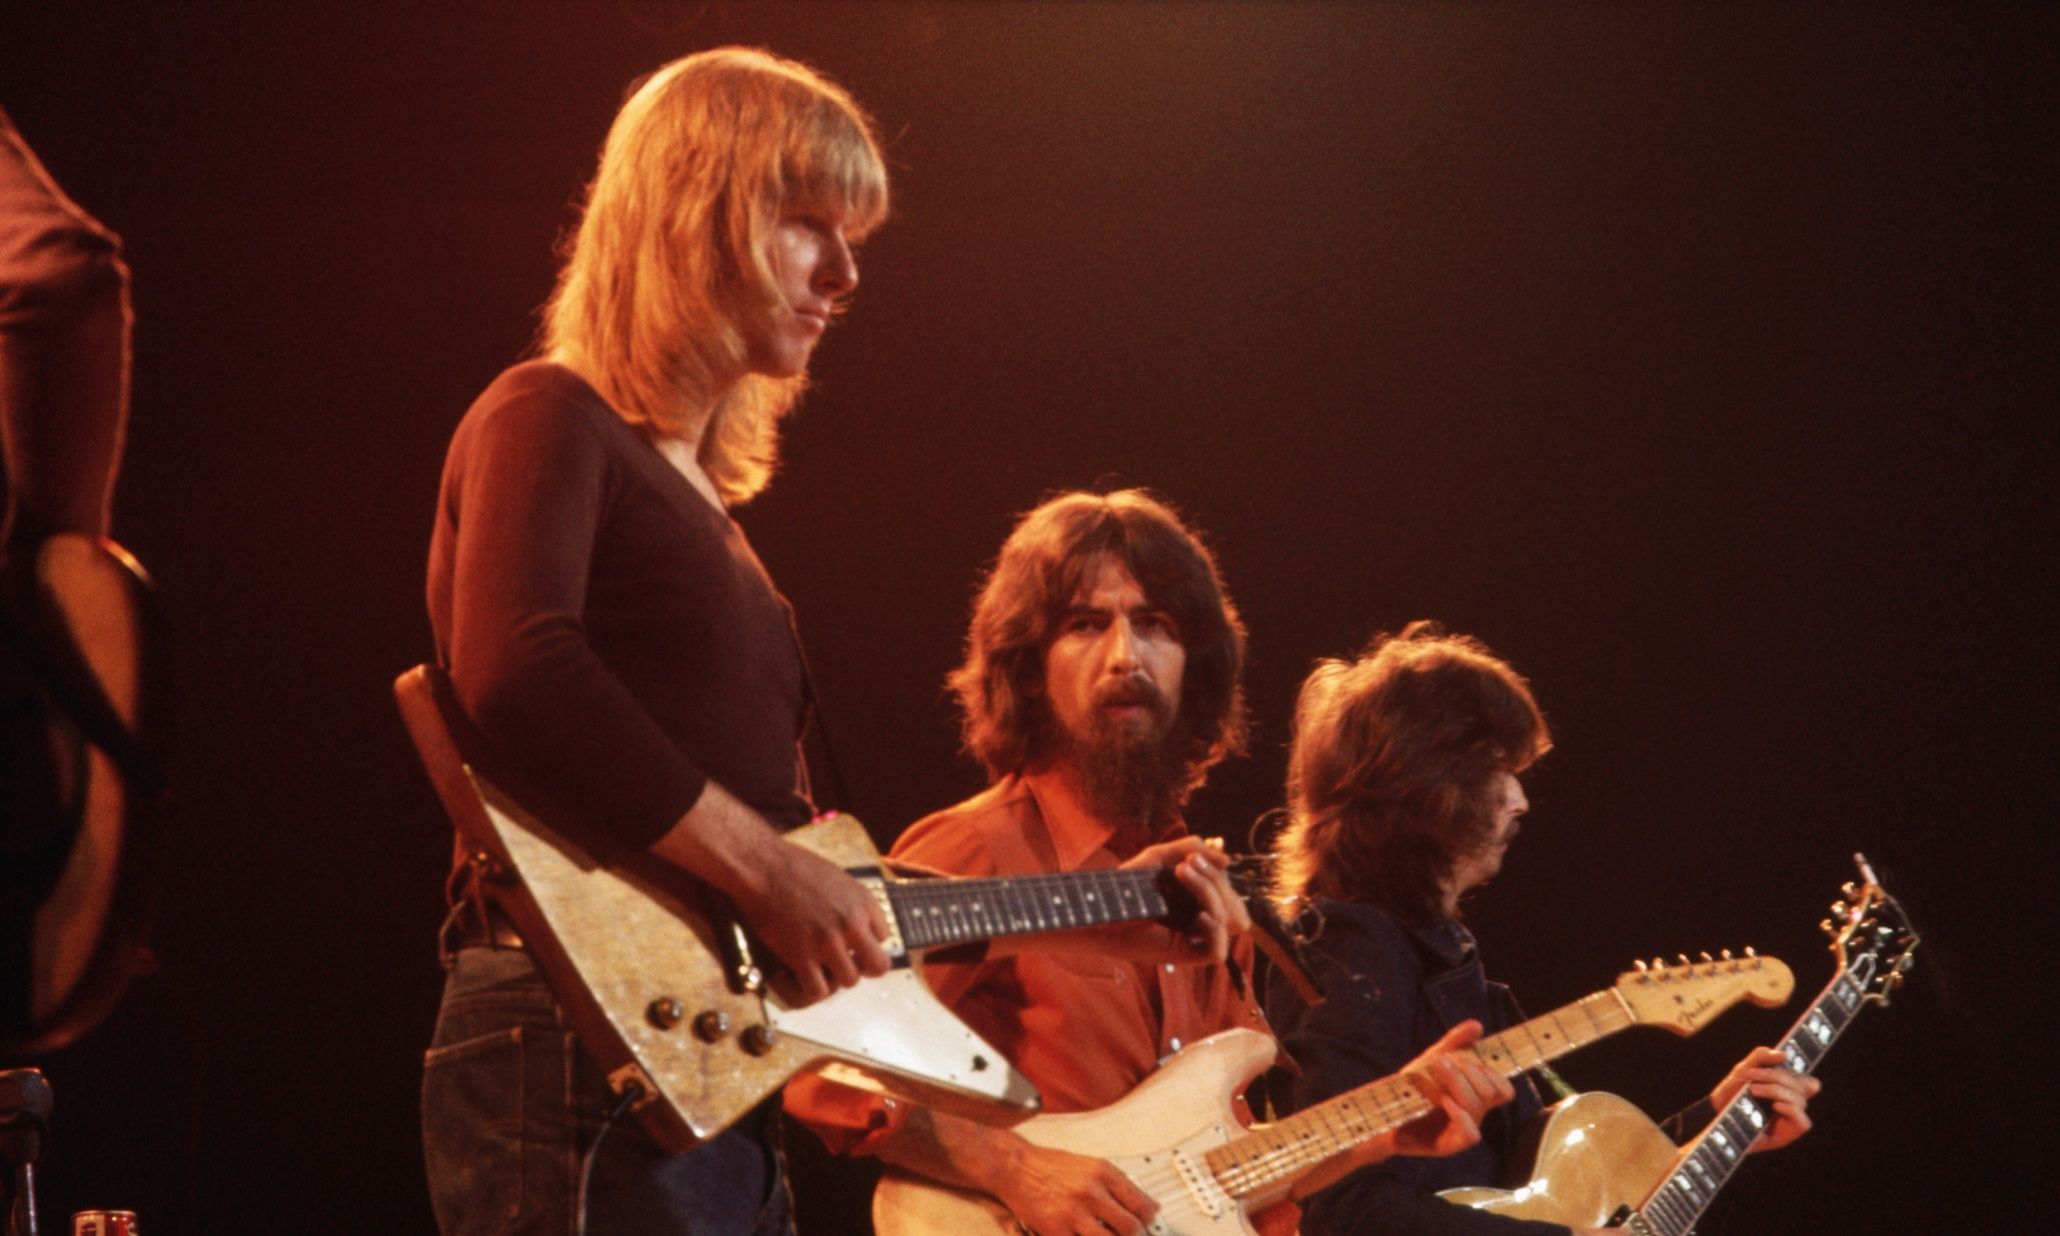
779, 591, 855, 818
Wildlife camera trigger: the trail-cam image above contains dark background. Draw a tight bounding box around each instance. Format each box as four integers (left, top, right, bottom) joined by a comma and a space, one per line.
4, 2, 2052, 1231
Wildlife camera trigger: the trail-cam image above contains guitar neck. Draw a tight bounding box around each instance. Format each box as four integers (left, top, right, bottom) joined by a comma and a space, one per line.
1205, 987, 1640, 1205
885, 867, 1186, 951
1631, 962, 1874, 1236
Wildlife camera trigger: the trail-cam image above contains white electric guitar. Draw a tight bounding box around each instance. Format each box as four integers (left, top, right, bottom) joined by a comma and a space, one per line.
394, 664, 1225, 1151
874, 953, 1795, 1236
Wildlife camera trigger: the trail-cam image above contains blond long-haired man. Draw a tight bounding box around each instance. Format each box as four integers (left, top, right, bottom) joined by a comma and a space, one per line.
421, 49, 893, 1236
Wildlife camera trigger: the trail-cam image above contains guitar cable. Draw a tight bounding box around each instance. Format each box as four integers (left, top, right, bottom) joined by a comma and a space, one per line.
573, 1082, 644, 1236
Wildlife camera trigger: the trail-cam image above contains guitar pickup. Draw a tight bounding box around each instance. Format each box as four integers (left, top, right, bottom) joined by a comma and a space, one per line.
854, 873, 909, 961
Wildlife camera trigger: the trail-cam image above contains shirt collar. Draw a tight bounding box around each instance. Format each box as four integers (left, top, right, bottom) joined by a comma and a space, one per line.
1015, 768, 1179, 870
1409, 914, 1479, 968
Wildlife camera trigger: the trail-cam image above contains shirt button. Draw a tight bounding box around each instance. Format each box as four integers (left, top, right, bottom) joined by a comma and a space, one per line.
1168, 1037, 1183, 1053
1164, 963, 1177, 974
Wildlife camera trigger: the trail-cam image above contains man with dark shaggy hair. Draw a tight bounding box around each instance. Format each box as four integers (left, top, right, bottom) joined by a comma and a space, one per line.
789, 493, 1510, 1236
1267, 622, 1821, 1236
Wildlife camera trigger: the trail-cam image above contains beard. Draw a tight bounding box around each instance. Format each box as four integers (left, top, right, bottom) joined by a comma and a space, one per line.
1051, 677, 1192, 831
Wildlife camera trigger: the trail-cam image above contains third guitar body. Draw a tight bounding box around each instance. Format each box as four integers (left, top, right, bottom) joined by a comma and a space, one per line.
1440, 1092, 1678, 1228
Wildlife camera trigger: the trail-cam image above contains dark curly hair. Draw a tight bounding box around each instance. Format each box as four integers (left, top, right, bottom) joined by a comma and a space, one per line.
947, 489, 1248, 797
1270, 621, 1550, 925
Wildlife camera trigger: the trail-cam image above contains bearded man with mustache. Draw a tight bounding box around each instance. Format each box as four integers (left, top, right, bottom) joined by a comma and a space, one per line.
787, 490, 1508, 1236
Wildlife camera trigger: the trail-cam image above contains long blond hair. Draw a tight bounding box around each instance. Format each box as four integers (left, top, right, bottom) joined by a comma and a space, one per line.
543, 47, 887, 505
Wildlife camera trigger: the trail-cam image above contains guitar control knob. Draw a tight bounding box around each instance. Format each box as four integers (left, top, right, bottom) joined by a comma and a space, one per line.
741, 1024, 779, 1056
693, 1010, 731, 1042
647, 997, 685, 1030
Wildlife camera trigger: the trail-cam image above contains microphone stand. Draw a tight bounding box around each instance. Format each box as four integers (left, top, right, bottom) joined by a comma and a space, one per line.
0, 1068, 50, 1236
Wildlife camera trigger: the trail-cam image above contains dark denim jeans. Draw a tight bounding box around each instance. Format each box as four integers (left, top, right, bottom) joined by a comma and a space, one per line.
422, 948, 794, 1236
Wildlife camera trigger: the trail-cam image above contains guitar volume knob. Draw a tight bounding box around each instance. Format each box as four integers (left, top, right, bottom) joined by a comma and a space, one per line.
693, 1010, 731, 1042
646, 997, 685, 1030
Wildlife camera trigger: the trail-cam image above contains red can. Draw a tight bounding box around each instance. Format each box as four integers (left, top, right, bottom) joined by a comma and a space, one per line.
72, 1212, 139, 1236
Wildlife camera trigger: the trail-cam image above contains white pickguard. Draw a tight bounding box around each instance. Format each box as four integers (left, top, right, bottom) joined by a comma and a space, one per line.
875, 1028, 1282, 1236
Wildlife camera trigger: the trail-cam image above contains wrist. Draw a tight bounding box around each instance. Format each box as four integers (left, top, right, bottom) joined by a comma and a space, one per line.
649, 784, 787, 902
960, 1125, 1026, 1198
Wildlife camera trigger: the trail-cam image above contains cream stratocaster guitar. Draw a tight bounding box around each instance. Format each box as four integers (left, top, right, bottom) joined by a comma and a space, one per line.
873, 953, 1794, 1236
1443, 855, 1918, 1233
394, 664, 1228, 1151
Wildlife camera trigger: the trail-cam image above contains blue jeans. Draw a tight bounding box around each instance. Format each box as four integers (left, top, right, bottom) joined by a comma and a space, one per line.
421, 948, 794, 1236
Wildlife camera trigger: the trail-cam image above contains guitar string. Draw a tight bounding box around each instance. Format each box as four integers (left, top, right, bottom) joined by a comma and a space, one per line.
1210, 991, 1646, 1199
888, 868, 1172, 948
963, 966, 1776, 1220
1644, 964, 1868, 1234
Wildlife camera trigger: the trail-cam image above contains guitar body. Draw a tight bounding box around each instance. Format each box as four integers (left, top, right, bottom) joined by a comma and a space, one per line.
1, 534, 168, 1054
1442, 1092, 1678, 1228
875, 1027, 1281, 1236
874, 954, 1791, 1236
395, 666, 1039, 1151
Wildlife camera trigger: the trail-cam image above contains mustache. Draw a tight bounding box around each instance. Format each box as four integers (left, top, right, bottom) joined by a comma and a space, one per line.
1093, 677, 1169, 714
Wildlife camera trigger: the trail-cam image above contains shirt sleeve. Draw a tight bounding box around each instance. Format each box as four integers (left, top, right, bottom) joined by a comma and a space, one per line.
0, 108, 129, 545
441, 386, 708, 847
1284, 919, 1569, 1236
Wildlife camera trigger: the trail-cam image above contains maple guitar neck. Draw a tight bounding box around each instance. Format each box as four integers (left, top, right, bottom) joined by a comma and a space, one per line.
1207, 957, 1788, 1207
883, 866, 1193, 952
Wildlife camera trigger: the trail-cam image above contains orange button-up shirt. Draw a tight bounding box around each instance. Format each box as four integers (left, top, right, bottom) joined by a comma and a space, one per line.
785, 772, 1272, 1153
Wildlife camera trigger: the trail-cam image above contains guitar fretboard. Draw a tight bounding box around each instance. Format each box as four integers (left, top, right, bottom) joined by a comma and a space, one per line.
1205, 988, 1637, 1204
886, 868, 1183, 951
1633, 960, 1875, 1236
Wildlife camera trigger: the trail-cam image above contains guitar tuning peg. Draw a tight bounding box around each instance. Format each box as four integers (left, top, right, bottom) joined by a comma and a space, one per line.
1830, 901, 1849, 918
1744, 946, 1757, 958
1676, 953, 1691, 968
1841, 881, 1858, 898
1634, 959, 1649, 972
1820, 918, 1837, 935
1652, 957, 1668, 978
1698, 951, 1713, 965
1720, 949, 1734, 961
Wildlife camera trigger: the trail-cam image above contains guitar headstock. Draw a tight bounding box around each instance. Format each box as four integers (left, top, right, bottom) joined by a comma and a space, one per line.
1613, 950, 1796, 1036
1819, 852, 1920, 1006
